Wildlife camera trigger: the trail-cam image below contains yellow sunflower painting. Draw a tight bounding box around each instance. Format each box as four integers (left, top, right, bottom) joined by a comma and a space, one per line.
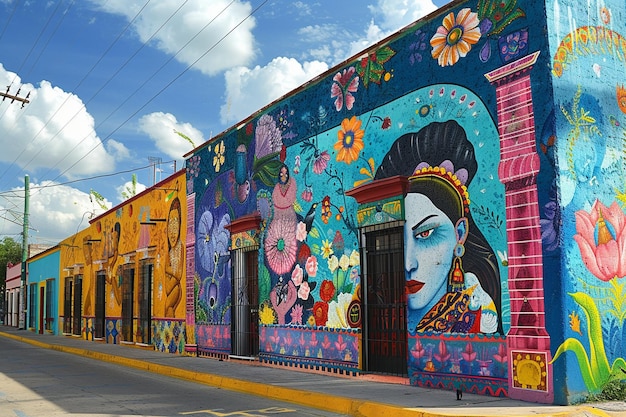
334, 116, 365, 164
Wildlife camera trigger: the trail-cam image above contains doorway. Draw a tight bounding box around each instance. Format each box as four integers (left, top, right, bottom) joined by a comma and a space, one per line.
362, 225, 407, 376
231, 248, 259, 358
38, 286, 44, 334
121, 265, 135, 342
138, 261, 153, 344
72, 276, 82, 336
94, 271, 106, 339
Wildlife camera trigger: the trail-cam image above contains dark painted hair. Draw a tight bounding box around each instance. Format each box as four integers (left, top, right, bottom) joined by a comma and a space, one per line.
375, 120, 502, 333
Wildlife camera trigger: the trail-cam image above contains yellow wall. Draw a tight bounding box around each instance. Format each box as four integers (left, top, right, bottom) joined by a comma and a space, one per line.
59, 171, 186, 342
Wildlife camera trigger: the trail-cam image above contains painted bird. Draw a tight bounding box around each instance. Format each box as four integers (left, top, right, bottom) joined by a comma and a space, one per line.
303, 202, 318, 232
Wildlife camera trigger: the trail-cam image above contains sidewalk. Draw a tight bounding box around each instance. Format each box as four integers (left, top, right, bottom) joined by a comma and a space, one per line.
0, 326, 623, 417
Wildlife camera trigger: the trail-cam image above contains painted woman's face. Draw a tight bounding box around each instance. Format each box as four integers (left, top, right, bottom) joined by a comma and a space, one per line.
404, 193, 457, 312
279, 166, 289, 184
167, 209, 181, 246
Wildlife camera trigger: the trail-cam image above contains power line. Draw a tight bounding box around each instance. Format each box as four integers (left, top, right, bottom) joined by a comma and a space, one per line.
0, 0, 153, 184
3, 0, 268, 202
28, 0, 191, 181
0, 0, 21, 44
31, 0, 245, 187
0, 0, 65, 122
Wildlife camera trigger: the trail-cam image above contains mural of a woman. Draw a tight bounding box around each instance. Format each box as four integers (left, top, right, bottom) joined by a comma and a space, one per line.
165, 197, 183, 317
264, 163, 299, 323
375, 120, 502, 334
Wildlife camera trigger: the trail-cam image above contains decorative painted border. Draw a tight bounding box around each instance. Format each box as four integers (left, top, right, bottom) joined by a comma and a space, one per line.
259, 325, 360, 374
408, 332, 508, 397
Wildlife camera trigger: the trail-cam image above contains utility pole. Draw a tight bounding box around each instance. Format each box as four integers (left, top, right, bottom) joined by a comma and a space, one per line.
0, 86, 30, 108
18, 175, 29, 330
148, 156, 162, 185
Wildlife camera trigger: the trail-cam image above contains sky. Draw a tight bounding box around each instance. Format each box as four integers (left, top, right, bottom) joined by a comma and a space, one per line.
0, 0, 450, 246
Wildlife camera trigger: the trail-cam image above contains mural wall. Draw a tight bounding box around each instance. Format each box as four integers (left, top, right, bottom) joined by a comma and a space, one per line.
185, 0, 587, 403
60, 171, 187, 353
546, 0, 626, 404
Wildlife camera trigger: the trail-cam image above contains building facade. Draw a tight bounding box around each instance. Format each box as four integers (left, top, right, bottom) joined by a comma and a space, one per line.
183, 0, 626, 405
27, 247, 60, 334
4, 262, 21, 327
58, 170, 187, 352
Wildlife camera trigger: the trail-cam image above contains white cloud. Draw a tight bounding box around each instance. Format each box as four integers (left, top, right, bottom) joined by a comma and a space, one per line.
0, 181, 110, 244
368, 0, 438, 32
297, 1, 440, 68
106, 139, 131, 161
0, 65, 116, 179
138, 112, 201, 160
89, 0, 257, 76
116, 179, 147, 202
220, 57, 328, 124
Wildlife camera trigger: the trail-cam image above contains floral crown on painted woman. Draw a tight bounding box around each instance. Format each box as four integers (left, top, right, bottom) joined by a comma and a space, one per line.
408, 159, 470, 215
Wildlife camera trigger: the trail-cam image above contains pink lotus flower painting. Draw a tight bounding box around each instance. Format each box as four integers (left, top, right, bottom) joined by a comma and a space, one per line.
573, 200, 626, 281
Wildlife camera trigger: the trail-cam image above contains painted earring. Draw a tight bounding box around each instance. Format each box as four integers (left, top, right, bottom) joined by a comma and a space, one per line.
449, 218, 469, 292
449, 244, 465, 292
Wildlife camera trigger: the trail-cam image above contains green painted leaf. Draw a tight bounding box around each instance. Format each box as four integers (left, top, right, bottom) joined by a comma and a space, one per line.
570, 292, 611, 384
259, 264, 271, 301
551, 337, 598, 391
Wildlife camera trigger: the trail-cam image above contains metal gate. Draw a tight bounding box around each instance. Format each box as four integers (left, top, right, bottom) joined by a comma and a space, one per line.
231, 248, 259, 358
121, 266, 135, 342
72, 276, 82, 336
94, 272, 105, 339
362, 225, 407, 376
138, 261, 152, 344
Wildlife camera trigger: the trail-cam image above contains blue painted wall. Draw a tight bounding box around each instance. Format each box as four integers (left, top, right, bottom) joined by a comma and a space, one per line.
547, 0, 626, 404
27, 249, 60, 335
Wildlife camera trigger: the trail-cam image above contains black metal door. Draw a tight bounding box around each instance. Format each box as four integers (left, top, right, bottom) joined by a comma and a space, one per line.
72, 276, 82, 336
121, 266, 134, 342
95, 272, 105, 339
231, 249, 259, 357
63, 277, 72, 334
138, 262, 152, 344
363, 227, 407, 376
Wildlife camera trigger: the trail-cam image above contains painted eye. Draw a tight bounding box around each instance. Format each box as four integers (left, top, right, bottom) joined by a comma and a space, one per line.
415, 229, 434, 239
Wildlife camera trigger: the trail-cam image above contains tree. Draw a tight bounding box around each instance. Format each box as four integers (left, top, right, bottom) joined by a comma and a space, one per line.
0, 237, 23, 305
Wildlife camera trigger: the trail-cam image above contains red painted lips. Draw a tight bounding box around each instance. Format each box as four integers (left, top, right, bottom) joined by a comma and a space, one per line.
405, 280, 424, 294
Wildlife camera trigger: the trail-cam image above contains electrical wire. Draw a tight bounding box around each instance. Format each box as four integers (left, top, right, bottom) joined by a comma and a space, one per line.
0, 0, 66, 123
0, 0, 21, 44
32, 0, 243, 189
3, 0, 268, 207
28, 0, 192, 183
0, 0, 153, 183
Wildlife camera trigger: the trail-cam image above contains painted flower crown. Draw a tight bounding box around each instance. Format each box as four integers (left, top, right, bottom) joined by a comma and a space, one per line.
409, 159, 470, 215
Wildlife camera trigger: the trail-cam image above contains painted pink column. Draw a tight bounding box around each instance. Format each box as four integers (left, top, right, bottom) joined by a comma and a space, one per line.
485, 51, 553, 404
184, 192, 197, 353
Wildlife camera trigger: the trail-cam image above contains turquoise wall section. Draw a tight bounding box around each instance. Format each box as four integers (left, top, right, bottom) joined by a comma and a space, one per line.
27, 250, 60, 335
547, 0, 626, 404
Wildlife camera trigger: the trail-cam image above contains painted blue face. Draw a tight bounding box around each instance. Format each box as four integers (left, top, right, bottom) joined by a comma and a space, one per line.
404, 193, 456, 314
